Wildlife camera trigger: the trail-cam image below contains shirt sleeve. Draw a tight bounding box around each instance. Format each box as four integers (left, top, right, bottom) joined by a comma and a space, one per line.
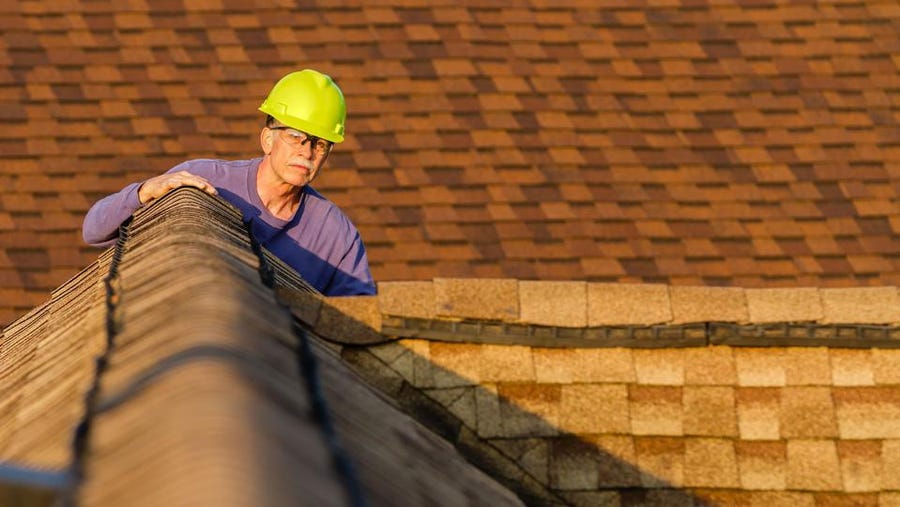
324, 229, 377, 296
82, 182, 144, 247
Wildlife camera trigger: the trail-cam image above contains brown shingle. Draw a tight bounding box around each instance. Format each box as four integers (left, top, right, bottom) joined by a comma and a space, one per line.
5, 4, 900, 329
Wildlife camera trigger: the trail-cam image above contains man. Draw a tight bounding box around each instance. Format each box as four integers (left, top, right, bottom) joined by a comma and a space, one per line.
83, 69, 376, 296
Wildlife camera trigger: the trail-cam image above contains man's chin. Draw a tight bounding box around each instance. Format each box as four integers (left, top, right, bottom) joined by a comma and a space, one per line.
287, 168, 315, 187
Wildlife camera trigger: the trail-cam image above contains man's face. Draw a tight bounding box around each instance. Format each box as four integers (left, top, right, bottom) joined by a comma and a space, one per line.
262, 124, 332, 187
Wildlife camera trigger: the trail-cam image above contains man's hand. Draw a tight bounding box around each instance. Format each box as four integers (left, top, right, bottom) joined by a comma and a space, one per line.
137, 171, 219, 204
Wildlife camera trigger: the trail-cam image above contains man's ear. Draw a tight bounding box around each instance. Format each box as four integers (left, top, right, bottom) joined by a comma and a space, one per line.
260, 127, 273, 155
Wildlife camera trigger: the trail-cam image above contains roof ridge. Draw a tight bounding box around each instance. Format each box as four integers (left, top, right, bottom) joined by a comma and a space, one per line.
278, 280, 900, 348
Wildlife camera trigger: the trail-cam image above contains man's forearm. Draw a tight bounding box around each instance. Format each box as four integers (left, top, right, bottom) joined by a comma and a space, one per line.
82, 182, 143, 246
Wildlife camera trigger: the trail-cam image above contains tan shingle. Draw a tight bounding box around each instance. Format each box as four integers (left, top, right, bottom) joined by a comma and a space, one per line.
882, 441, 900, 491
634, 437, 684, 488
779, 387, 839, 438
833, 387, 900, 439
632, 349, 685, 386
479, 344, 535, 383
497, 383, 561, 437
745, 288, 823, 323
587, 283, 672, 326
434, 278, 518, 321
669, 286, 748, 324
315, 295, 382, 344
837, 441, 882, 493
683, 438, 740, 488
872, 349, 900, 385
783, 347, 833, 386
428, 342, 482, 387
683, 386, 738, 437
377, 280, 435, 319
735, 441, 787, 491
735, 348, 786, 387
532, 348, 635, 384
583, 435, 641, 488
683, 346, 737, 386
519, 280, 586, 327
820, 287, 900, 324
559, 384, 629, 434
629, 386, 683, 436
786, 440, 842, 491
830, 349, 875, 386
736, 387, 781, 441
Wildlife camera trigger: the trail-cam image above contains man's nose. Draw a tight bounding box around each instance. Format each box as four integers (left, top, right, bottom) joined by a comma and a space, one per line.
297, 139, 314, 157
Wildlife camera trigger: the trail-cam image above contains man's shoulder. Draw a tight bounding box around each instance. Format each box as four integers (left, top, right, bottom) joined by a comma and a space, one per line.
303, 186, 357, 229
304, 186, 342, 213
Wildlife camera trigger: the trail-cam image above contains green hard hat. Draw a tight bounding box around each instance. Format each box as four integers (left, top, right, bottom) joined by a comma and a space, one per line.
259, 69, 346, 143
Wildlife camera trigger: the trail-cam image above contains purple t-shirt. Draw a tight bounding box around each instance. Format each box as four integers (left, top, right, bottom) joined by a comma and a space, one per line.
82, 158, 376, 296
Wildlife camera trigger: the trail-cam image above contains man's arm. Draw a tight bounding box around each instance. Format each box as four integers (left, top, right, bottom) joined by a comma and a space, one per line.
82, 182, 143, 247
82, 170, 218, 247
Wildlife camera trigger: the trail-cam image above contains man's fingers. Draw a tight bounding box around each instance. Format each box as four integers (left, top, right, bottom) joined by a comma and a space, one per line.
139, 172, 218, 203
176, 173, 218, 195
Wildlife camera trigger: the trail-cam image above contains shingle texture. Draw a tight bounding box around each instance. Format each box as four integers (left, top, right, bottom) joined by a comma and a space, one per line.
0, 188, 522, 506
2, 2, 900, 325
344, 338, 900, 504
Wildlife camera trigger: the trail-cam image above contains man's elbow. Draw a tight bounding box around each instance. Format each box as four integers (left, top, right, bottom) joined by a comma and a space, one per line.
82, 217, 116, 247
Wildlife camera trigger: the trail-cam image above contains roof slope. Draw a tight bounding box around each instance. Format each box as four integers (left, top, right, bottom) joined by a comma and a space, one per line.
1, 2, 899, 325
0, 188, 522, 506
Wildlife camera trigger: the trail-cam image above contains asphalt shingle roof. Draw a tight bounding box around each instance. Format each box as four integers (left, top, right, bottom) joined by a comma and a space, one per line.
1, 2, 898, 326
0, 187, 524, 506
